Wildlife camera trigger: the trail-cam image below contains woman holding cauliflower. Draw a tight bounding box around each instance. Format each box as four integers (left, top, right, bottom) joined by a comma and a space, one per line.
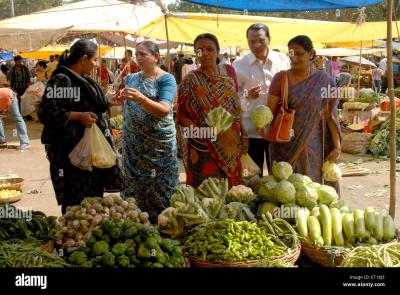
267, 36, 341, 190
177, 33, 248, 187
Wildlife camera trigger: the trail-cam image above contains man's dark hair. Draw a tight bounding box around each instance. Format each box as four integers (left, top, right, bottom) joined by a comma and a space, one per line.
54, 54, 60, 60
14, 55, 22, 62
1, 64, 9, 74
246, 23, 271, 40
127, 49, 133, 55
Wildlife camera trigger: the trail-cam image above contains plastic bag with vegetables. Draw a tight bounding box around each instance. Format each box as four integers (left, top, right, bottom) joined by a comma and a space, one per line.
240, 154, 261, 179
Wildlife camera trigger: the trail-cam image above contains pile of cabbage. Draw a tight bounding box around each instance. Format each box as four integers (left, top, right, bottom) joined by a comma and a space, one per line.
255, 161, 342, 221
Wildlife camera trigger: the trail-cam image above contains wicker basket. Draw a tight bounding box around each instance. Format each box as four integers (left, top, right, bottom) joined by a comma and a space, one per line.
0, 189, 22, 204
41, 240, 55, 253
189, 243, 301, 268
301, 241, 349, 267
0, 177, 24, 190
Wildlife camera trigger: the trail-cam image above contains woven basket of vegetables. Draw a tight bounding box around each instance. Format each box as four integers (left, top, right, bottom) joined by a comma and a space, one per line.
300, 241, 349, 267
184, 218, 300, 268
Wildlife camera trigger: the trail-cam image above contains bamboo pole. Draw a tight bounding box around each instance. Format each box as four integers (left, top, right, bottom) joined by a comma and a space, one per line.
97, 32, 102, 84
164, 13, 171, 70
387, 0, 397, 219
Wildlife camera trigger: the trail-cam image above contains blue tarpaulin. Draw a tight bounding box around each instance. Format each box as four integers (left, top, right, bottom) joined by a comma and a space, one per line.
0, 51, 13, 61
184, 0, 384, 12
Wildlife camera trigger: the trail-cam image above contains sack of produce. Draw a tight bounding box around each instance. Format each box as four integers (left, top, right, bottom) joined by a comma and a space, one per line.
342, 132, 371, 154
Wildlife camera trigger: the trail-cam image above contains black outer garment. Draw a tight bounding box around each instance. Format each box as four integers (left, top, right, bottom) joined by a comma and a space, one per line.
38, 66, 123, 206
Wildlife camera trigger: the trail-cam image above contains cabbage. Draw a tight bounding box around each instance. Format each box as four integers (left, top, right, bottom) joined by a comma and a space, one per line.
308, 182, 321, 190
257, 178, 278, 202
273, 180, 296, 204
250, 105, 273, 129
322, 161, 342, 182
255, 175, 278, 190
317, 185, 339, 205
205, 106, 234, 134
272, 161, 293, 180
257, 202, 278, 217
288, 173, 313, 189
295, 186, 318, 209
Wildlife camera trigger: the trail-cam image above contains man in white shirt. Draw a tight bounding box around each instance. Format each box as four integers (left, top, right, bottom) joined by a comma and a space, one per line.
233, 23, 290, 175
220, 52, 231, 65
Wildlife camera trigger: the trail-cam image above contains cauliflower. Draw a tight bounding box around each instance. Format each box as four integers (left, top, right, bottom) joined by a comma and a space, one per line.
227, 185, 256, 204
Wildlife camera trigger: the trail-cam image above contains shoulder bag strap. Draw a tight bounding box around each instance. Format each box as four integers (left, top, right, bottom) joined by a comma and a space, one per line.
280, 71, 289, 110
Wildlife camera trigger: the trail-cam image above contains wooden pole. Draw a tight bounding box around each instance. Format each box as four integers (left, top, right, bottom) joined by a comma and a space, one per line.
164, 13, 171, 70
98, 32, 102, 84
358, 40, 362, 92
387, 0, 397, 219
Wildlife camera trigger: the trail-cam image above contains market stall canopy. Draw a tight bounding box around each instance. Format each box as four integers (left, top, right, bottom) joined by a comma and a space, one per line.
184, 0, 383, 12
0, 0, 162, 34
100, 33, 181, 50
340, 55, 377, 67
325, 40, 386, 48
0, 27, 69, 52
19, 44, 113, 60
139, 12, 392, 48
316, 47, 386, 56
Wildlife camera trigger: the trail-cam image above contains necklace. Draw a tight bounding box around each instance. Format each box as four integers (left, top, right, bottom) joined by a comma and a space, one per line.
291, 67, 311, 84
144, 67, 159, 80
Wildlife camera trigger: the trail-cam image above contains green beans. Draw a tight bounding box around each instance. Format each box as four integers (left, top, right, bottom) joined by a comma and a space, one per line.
341, 242, 400, 267
0, 242, 67, 268
183, 219, 286, 262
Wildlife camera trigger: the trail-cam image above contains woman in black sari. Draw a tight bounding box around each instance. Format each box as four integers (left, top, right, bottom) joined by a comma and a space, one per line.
38, 39, 123, 213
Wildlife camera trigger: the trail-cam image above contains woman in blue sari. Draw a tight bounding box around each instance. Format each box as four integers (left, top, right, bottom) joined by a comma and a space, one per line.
118, 41, 179, 222
268, 36, 341, 190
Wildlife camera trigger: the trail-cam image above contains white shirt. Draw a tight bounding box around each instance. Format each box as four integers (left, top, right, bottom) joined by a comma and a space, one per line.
379, 58, 387, 73
233, 50, 290, 138
220, 57, 231, 65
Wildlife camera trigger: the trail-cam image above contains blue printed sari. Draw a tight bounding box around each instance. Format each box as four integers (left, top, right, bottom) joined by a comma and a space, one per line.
122, 72, 179, 222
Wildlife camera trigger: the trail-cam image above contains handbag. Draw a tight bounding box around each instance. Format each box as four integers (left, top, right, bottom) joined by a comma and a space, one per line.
259, 71, 295, 143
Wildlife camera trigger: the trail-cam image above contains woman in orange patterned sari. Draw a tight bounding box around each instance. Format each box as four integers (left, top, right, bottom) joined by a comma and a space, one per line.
177, 33, 248, 187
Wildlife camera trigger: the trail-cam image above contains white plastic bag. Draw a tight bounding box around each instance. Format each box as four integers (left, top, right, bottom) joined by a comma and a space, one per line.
91, 124, 117, 168
68, 127, 93, 171
240, 153, 261, 179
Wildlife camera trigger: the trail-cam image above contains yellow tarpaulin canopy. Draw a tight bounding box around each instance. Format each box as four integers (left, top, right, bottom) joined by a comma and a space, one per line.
139, 12, 392, 48
325, 40, 385, 48
20, 44, 113, 60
